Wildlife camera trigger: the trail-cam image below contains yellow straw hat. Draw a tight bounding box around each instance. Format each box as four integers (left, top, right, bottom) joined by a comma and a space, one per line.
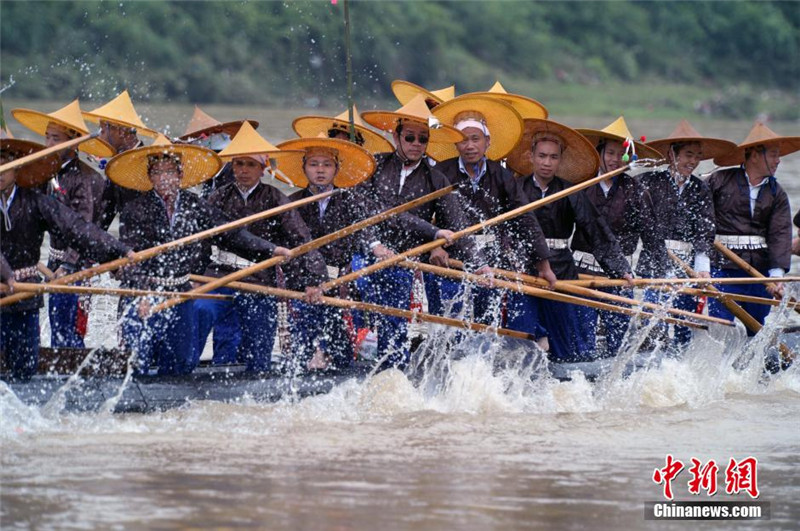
427, 95, 524, 162
178, 105, 259, 142
646, 120, 737, 163
465, 81, 548, 120
12, 100, 116, 158
391, 80, 455, 109
506, 119, 600, 183
276, 136, 376, 189
713, 121, 800, 167
0, 139, 61, 188
218, 121, 303, 165
104, 134, 222, 191
577, 116, 662, 162
82, 90, 159, 137
362, 94, 465, 144
292, 104, 394, 155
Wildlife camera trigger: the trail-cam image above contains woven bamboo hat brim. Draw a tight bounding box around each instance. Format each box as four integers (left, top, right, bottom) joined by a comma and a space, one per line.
276, 136, 376, 189
713, 121, 800, 166
362, 94, 465, 144
82, 90, 158, 137
217, 122, 303, 166
465, 81, 548, 120
0, 139, 61, 188
577, 116, 662, 162
292, 105, 394, 155
391, 80, 455, 109
105, 134, 222, 191
646, 120, 738, 163
506, 119, 600, 183
427, 95, 523, 162
179, 105, 259, 141
12, 100, 116, 158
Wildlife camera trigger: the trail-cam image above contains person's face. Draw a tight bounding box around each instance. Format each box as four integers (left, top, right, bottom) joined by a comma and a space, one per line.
0, 156, 16, 194
100, 120, 135, 150
45, 123, 74, 148
601, 140, 624, 172
670, 142, 702, 177
531, 140, 562, 183
304, 155, 337, 188
393, 122, 429, 163
232, 157, 265, 189
148, 159, 182, 198
456, 127, 490, 165
750, 145, 781, 178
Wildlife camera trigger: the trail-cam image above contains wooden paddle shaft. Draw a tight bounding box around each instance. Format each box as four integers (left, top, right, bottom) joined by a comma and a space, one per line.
564, 276, 798, 289
189, 274, 534, 341
7, 282, 230, 300
0, 133, 98, 174
680, 286, 798, 309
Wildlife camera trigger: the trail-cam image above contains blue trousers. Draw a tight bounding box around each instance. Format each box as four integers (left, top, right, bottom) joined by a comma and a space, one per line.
709, 267, 772, 336
643, 288, 697, 346
48, 292, 85, 349
121, 298, 198, 376
0, 309, 40, 381
195, 289, 277, 372
291, 301, 354, 369
580, 286, 633, 358
193, 288, 242, 364
423, 273, 498, 324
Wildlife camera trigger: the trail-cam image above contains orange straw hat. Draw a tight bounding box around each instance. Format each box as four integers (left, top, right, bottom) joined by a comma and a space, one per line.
82, 90, 159, 137
578, 116, 662, 162
464, 81, 548, 120
218, 121, 304, 171
391, 80, 455, 109
506, 119, 600, 183
104, 134, 222, 191
12, 99, 116, 158
178, 105, 259, 144
292, 104, 394, 155
0, 139, 61, 188
362, 94, 465, 144
276, 135, 376, 189
646, 120, 737, 162
428, 95, 524, 162
713, 121, 800, 167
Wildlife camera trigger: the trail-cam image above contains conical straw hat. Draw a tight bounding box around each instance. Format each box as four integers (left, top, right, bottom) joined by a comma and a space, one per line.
713, 121, 800, 166
105, 134, 221, 191
12, 99, 115, 158
218, 122, 303, 165
577, 116, 662, 162
82, 90, 158, 137
391, 80, 455, 109
179, 105, 259, 142
646, 120, 737, 162
292, 104, 394, 154
276, 136, 376, 189
0, 139, 61, 188
506, 119, 600, 183
427, 95, 524, 162
362, 94, 465, 144
465, 81, 548, 120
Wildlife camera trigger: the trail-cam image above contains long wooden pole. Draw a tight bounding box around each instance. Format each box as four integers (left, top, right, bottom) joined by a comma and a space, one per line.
0, 133, 99, 173
562, 276, 798, 289
679, 286, 799, 309
150, 185, 458, 314
189, 274, 534, 341
0, 189, 340, 308
3, 282, 231, 300
320, 165, 633, 293
342, 0, 357, 143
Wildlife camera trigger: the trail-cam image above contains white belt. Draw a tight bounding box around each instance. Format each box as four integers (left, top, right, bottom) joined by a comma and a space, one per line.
13, 266, 40, 281
546, 238, 570, 250
144, 274, 190, 288
665, 239, 694, 254
715, 235, 767, 250
48, 247, 68, 262
572, 250, 604, 273
211, 246, 256, 269
326, 265, 340, 280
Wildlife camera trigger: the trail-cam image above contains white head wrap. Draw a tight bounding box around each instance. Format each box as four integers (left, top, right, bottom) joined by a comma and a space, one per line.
455, 119, 490, 137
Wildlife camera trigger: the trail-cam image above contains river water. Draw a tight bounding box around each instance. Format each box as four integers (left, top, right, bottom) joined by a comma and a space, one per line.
2, 111, 799, 529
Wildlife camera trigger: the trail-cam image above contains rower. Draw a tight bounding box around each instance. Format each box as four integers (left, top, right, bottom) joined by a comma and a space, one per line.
105, 135, 287, 376
429, 95, 555, 322
12, 100, 117, 349
706, 122, 800, 332
574, 117, 661, 357
1, 139, 133, 382
505, 119, 633, 363
641, 120, 733, 349
358, 94, 472, 370
277, 135, 381, 370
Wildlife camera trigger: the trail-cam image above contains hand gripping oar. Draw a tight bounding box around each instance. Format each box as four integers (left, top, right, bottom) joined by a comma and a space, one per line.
0, 132, 100, 174
150, 184, 458, 315
319, 165, 633, 293
0, 189, 340, 308
189, 274, 534, 341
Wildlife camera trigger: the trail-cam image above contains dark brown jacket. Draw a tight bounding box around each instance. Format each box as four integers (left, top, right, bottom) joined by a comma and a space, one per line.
707, 167, 791, 272
1, 253, 13, 283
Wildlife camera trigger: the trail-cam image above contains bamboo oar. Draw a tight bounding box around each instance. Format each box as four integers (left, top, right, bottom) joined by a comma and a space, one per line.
563, 276, 799, 289
0, 132, 99, 173
189, 274, 534, 341
320, 165, 633, 293
443, 259, 732, 327
3, 282, 230, 300
150, 184, 458, 314
679, 286, 800, 309
0, 189, 340, 308
400, 260, 707, 330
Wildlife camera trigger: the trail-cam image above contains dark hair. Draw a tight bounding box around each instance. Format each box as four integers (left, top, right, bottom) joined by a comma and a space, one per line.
744, 145, 766, 161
